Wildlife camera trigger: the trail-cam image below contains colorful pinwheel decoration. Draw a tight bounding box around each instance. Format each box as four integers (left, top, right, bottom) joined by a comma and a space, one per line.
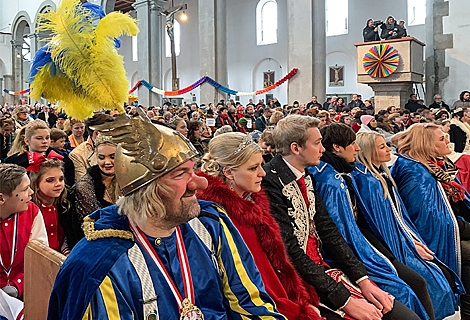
363, 44, 400, 78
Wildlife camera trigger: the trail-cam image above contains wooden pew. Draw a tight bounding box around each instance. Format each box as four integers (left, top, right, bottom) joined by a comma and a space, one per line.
23, 240, 66, 320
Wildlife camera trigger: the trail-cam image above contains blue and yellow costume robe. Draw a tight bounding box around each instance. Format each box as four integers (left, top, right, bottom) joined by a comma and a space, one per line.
309, 161, 428, 319
47, 201, 285, 320
391, 155, 469, 277
352, 162, 463, 320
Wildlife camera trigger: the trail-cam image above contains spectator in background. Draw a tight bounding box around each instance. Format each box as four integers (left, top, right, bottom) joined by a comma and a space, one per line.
269, 110, 284, 127
386, 106, 397, 116
215, 106, 233, 129
323, 97, 331, 111
50, 128, 69, 156
0, 116, 14, 161
69, 114, 114, 182
397, 20, 408, 37
405, 94, 421, 112
452, 91, 470, 110
449, 108, 470, 153
255, 107, 272, 132
307, 96, 322, 109
54, 113, 67, 131
381, 16, 405, 40
38, 106, 57, 128
363, 19, 380, 42
421, 109, 435, 122
348, 94, 366, 110
168, 116, 188, 138
364, 99, 374, 114
67, 119, 85, 150
352, 110, 367, 133
188, 120, 205, 157
339, 114, 352, 126
336, 98, 346, 111
12, 106, 31, 132
273, 97, 281, 108
429, 94, 450, 111
389, 113, 404, 133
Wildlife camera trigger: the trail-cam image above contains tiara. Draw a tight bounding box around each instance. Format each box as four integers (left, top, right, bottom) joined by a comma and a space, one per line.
233, 134, 261, 155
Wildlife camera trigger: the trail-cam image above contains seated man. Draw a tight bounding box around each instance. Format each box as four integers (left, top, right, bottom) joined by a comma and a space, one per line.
48, 114, 285, 320
261, 115, 419, 320
0, 164, 48, 301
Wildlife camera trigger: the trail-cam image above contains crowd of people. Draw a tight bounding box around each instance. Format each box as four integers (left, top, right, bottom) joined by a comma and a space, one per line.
0, 90, 470, 320
363, 16, 408, 42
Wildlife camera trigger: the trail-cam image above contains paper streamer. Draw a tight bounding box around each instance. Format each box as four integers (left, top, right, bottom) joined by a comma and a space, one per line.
128, 68, 298, 96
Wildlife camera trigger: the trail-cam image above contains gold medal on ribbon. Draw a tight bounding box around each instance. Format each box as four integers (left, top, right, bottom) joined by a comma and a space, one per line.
180, 298, 204, 320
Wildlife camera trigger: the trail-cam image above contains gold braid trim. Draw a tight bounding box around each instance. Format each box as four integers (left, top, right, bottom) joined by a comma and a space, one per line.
82, 216, 134, 241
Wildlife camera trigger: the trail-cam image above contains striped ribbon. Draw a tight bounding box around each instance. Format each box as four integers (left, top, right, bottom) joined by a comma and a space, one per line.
129, 68, 298, 96
3, 89, 30, 95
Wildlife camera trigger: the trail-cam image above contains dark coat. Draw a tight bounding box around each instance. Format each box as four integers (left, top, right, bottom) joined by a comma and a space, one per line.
363, 26, 380, 42
255, 115, 269, 132
429, 101, 450, 112
306, 101, 322, 109
380, 22, 406, 40
262, 155, 368, 310
38, 112, 58, 128
449, 122, 468, 153
404, 100, 421, 113
347, 100, 366, 110
197, 172, 321, 320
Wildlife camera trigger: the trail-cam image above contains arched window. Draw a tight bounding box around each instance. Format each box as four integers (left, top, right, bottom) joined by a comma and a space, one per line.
326, 0, 348, 36
165, 19, 180, 57
256, 0, 277, 46
408, 0, 425, 26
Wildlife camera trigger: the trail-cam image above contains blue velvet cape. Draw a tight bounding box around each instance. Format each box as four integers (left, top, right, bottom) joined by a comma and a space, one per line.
352, 162, 463, 319
47, 201, 284, 320
391, 155, 469, 277
309, 162, 428, 319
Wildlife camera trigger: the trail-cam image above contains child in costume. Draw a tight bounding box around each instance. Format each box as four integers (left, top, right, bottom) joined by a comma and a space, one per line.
28, 157, 70, 255
0, 163, 48, 301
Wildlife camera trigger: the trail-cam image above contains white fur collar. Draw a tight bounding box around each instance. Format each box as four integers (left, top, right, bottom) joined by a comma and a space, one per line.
450, 118, 470, 139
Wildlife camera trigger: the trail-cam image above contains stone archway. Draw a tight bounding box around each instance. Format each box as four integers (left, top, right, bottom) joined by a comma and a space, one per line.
11, 12, 32, 103
252, 57, 286, 105
34, 1, 57, 51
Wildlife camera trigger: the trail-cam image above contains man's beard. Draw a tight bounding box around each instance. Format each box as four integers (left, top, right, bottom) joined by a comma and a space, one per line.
161, 189, 200, 227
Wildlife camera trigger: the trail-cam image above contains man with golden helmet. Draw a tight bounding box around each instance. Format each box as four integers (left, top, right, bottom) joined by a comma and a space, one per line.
48, 113, 284, 320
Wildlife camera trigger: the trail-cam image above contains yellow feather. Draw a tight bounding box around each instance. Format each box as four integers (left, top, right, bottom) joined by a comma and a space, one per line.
31, 0, 139, 120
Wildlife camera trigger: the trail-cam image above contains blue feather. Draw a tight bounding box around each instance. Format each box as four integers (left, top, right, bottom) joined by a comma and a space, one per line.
30, 45, 53, 81
81, 3, 105, 19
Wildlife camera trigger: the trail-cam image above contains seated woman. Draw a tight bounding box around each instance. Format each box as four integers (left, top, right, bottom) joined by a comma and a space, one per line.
354, 131, 462, 320
391, 123, 470, 318
67, 135, 121, 247
187, 120, 206, 157
5, 119, 74, 187
197, 132, 322, 320
168, 116, 188, 138
309, 124, 426, 320
0, 116, 14, 161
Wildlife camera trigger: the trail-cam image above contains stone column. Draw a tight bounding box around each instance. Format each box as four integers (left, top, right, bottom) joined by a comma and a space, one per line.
287, 0, 326, 105
132, 0, 162, 107
3, 75, 14, 106
368, 83, 413, 112
11, 40, 23, 105
199, 0, 228, 105
425, 0, 452, 104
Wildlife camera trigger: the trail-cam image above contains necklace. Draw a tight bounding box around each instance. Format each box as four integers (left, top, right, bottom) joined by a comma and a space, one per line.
129, 221, 204, 320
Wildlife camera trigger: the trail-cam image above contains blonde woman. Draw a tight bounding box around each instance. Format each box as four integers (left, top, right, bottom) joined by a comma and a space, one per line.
68, 136, 121, 248
197, 132, 322, 320
269, 110, 284, 126
5, 119, 75, 186
354, 131, 461, 320
390, 123, 470, 318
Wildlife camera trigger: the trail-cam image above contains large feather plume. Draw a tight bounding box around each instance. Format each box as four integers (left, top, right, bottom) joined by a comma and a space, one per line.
30, 0, 139, 120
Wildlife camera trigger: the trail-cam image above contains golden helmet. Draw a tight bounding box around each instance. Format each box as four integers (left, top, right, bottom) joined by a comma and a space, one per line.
92, 113, 197, 196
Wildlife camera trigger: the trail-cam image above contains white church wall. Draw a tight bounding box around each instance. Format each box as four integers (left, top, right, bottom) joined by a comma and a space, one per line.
442, 0, 470, 104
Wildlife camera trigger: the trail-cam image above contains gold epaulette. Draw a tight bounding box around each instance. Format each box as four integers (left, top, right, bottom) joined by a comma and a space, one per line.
82, 216, 134, 241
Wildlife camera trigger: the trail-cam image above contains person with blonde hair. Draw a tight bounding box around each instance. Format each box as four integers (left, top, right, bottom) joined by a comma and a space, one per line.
269, 110, 284, 126
353, 131, 462, 320
391, 123, 470, 319
5, 119, 75, 186
198, 132, 322, 320
310, 123, 425, 319
262, 115, 403, 320
67, 135, 121, 248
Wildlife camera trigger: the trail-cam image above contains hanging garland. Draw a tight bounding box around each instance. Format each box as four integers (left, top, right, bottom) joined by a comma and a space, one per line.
5, 69, 298, 97
3, 88, 30, 95
363, 44, 399, 78
129, 68, 298, 96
